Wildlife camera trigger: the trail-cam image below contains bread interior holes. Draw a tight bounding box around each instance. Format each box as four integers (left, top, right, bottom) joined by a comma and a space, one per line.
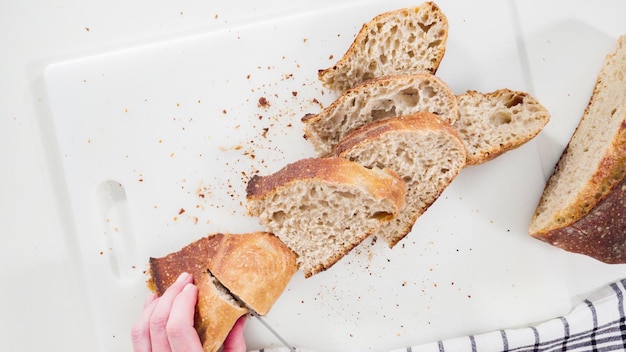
504, 94, 524, 108
400, 87, 420, 106
380, 53, 388, 64
271, 210, 286, 223
490, 111, 513, 126
420, 83, 436, 98
371, 211, 394, 221
336, 190, 356, 199
417, 21, 434, 33
371, 104, 397, 119
368, 60, 378, 72
427, 39, 443, 49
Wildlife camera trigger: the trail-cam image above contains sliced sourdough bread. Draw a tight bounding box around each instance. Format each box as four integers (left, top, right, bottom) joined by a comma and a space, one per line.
303, 73, 458, 155
329, 113, 466, 247
246, 157, 407, 277
529, 34, 626, 264
454, 89, 550, 166
148, 232, 297, 351
319, 1, 448, 92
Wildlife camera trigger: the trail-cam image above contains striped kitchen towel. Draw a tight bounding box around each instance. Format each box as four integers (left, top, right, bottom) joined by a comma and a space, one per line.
255, 278, 626, 352
395, 278, 626, 352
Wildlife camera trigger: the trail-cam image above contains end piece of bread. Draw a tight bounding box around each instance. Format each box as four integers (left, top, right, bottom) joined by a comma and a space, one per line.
194, 271, 248, 352
303, 73, 458, 155
246, 157, 407, 277
329, 113, 466, 247
318, 2, 448, 92
148, 232, 297, 351
455, 89, 550, 166
203, 232, 297, 315
529, 34, 626, 264
149, 236, 246, 352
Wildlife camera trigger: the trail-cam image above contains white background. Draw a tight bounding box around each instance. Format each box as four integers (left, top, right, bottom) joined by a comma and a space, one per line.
1, 1, 625, 351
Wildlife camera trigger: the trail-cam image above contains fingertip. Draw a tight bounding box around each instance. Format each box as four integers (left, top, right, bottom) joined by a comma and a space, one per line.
182, 282, 197, 293
175, 271, 192, 283
144, 292, 159, 309
235, 314, 247, 328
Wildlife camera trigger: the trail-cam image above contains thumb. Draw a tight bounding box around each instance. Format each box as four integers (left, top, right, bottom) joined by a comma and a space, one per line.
222, 315, 247, 352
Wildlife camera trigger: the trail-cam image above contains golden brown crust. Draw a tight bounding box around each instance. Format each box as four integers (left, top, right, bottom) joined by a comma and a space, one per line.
204, 232, 297, 315
246, 157, 407, 210
149, 235, 215, 296
328, 112, 464, 158
531, 176, 626, 264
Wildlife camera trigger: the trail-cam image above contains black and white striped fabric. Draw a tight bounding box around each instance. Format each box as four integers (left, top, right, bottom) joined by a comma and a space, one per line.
255, 279, 626, 352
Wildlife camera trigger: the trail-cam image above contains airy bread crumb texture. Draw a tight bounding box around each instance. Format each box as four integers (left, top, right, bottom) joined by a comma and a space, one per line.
332, 114, 466, 246
246, 158, 406, 277
304, 74, 457, 155
253, 181, 397, 277
530, 34, 626, 234
455, 89, 550, 165
319, 2, 448, 92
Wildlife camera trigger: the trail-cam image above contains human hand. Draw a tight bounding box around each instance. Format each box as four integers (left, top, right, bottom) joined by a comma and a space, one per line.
131, 272, 247, 352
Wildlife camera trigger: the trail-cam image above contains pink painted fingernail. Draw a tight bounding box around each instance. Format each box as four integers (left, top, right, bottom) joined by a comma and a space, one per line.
175, 272, 190, 283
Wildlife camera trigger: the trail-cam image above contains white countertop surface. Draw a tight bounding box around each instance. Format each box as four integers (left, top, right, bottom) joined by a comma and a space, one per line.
1, 1, 625, 351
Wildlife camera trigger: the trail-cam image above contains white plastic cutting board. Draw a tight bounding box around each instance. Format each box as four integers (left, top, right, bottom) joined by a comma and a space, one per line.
41, 0, 624, 351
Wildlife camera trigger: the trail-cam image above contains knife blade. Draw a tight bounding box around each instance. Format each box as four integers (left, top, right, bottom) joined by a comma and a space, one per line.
249, 310, 296, 352
206, 268, 296, 351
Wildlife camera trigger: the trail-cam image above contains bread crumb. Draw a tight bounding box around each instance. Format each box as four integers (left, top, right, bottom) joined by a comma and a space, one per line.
258, 97, 270, 108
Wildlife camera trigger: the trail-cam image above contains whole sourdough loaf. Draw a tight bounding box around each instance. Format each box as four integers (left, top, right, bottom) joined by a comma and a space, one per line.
148, 232, 297, 351
529, 34, 626, 264
455, 89, 551, 166
246, 157, 407, 277
303, 73, 458, 155
329, 113, 466, 247
318, 2, 448, 92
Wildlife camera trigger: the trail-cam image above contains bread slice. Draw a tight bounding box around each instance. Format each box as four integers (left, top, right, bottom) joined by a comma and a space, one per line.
303, 73, 458, 155
529, 34, 626, 264
148, 232, 297, 351
454, 89, 550, 166
246, 157, 407, 277
318, 2, 448, 92
329, 113, 466, 247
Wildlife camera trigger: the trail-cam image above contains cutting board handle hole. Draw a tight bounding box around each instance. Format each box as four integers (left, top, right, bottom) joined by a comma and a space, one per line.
97, 180, 139, 282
